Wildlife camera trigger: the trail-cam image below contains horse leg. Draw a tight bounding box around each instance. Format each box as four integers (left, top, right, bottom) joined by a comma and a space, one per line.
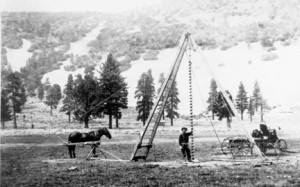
68, 145, 73, 158
72, 146, 76, 158
92, 147, 96, 156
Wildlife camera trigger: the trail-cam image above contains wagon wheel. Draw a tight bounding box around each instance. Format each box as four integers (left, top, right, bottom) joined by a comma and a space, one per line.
230, 139, 252, 156
221, 141, 230, 155
241, 141, 253, 156
274, 139, 287, 155
257, 142, 267, 154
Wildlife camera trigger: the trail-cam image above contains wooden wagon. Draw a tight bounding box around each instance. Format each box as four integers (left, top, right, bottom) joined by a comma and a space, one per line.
252, 124, 287, 155
221, 124, 287, 156
221, 137, 253, 156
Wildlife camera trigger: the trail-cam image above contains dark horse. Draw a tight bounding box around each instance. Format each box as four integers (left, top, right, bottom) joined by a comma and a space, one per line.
68, 127, 112, 158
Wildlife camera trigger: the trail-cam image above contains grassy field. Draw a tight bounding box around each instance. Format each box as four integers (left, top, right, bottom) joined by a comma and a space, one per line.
1, 134, 300, 187
1, 99, 300, 186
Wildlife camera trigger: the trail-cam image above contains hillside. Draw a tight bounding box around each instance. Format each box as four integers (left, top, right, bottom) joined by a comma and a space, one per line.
1, 12, 104, 95
2, 2, 300, 186
2, 0, 300, 115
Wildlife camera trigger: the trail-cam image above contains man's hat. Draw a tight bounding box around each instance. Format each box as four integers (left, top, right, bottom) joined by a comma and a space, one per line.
181, 127, 187, 131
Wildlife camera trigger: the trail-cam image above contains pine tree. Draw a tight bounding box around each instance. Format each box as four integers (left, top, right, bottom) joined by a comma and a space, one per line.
53, 84, 62, 102
248, 97, 255, 122
157, 73, 166, 120
207, 79, 218, 120
165, 80, 180, 126
135, 72, 148, 125
72, 74, 83, 122
60, 74, 75, 123
20, 86, 27, 107
259, 99, 270, 122
135, 69, 155, 125
5, 72, 26, 128
252, 81, 262, 112
73, 74, 99, 128
213, 91, 235, 129
98, 54, 128, 129
44, 84, 62, 115
236, 82, 248, 120
1, 89, 12, 129
44, 78, 51, 91
37, 84, 44, 100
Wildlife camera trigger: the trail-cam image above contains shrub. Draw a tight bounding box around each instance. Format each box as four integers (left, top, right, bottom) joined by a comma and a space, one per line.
267, 46, 276, 52
261, 52, 279, 61
195, 37, 217, 49
245, 24, 260, 43
120, 57, 132, 72
143, 50, 159, 61
120, 63, 131, 72
127, 51, 141, 61
261, 36, 274, 48
64, 65, 76, 72
282, 40, 291, 46
220, 42, 237, 51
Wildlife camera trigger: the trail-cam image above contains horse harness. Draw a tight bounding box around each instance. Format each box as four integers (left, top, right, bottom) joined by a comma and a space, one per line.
94, 130, 99, 137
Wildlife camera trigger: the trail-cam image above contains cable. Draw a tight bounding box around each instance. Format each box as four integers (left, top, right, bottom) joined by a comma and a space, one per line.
186, 47, 195, 161
15, 85, 127, 159
17, 40, 181, 162
191, 69, 222, 147
194, 48, 266, 159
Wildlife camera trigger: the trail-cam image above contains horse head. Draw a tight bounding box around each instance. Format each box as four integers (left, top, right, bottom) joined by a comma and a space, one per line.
99, 127, 112, 139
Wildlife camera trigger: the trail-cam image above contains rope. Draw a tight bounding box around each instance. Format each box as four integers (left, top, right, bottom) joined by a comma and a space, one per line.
17, 41, 181, 163
98, 149, 122, 160
15, 86, 127, 160
186, 47, 195, 161
56, 135, 68, 144
194, 48, 266, 160
191, 69, 223, 147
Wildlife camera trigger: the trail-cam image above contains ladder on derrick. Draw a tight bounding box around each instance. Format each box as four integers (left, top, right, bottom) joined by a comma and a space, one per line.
130, 33, 196, 161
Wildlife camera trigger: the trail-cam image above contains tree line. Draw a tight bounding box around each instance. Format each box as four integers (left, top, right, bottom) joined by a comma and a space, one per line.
58, 54, 128, 129
59, 63, 181, 128
135, 71, 180, 126
1, 53, 182, 129
1, 71, 27, 129
1, 54, 128, 129
207, 79, 268, 128
1, 55, 267, 130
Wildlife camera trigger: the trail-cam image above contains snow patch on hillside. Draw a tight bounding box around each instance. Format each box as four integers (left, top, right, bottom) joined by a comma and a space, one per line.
42, 23, 105, 88
124, 38, 300, 115
66, 23, 104, 56
6, 39, 32, 71
41, 37, 300, 115
8, 24, 299, 116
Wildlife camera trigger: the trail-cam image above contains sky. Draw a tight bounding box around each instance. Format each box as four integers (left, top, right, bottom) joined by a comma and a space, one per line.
1, 0, 158, 13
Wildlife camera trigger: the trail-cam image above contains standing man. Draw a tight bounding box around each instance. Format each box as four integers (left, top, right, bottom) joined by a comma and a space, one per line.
179, 127, 193, 162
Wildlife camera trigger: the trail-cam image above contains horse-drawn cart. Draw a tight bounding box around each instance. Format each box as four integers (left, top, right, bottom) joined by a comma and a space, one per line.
252, 124, 287, 155
221, 124, 288, 156
254, 138, 287, 155
221, 137, 253, 156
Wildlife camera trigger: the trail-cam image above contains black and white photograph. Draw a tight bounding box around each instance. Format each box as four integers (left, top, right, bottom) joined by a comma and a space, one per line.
1, 0, 300, 186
